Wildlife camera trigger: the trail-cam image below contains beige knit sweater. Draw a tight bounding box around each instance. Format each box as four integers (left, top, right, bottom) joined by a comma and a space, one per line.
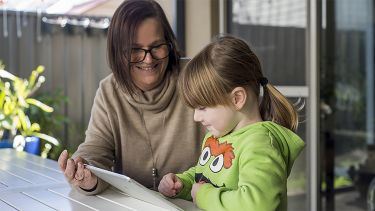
73, 69, 204, 195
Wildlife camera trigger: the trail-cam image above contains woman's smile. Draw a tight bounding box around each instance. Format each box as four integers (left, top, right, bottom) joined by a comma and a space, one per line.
135, 63, 159, 72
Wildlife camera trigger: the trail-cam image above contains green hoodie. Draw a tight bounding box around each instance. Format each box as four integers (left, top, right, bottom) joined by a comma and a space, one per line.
176, 121, 305, 211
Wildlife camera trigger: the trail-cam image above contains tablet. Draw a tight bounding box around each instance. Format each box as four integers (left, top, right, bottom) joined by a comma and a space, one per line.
84, 164, 183, 211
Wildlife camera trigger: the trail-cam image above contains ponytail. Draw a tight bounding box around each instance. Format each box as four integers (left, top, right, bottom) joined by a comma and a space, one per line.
260, 84, 299, 131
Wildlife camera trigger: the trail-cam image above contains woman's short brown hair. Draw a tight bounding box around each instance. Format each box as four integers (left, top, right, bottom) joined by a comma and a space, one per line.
107, 0, 180, 96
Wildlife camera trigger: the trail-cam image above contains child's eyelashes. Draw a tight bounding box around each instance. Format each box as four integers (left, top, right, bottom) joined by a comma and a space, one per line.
196, 106, 206, 111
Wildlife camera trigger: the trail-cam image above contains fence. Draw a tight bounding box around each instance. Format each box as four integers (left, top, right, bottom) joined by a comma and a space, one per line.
0, 11, 111, 150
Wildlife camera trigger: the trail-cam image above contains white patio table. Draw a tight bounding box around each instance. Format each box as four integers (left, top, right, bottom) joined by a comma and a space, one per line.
0, 149, 199, 211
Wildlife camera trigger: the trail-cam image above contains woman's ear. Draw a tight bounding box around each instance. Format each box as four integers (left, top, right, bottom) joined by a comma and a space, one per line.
231, 87, 247, 110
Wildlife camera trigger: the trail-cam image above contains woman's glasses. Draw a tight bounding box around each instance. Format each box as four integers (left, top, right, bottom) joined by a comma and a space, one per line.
130, 43, 170, 63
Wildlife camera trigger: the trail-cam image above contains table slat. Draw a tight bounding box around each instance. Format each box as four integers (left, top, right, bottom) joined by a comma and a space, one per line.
0, 169, 32, 187
0, 149, 60, 171
23, 189, 96, 211
0, 157, 65, 181
0, 191, 56, 211
97, 187, 168, 211
0, 160, 63, 185
49, 186, 140, 211
0, 199, 18, 211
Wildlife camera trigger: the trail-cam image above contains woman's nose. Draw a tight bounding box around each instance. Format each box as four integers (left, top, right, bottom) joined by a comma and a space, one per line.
143, 51, 153, 63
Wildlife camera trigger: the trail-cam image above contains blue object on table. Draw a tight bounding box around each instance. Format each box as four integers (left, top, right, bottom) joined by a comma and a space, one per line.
24, 136, 40, 155
0, 139, 12, 148
0, 136, 40, 155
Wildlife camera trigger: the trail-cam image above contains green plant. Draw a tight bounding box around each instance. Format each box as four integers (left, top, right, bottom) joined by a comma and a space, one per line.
0, 62, 59, 149
28, 90, 69, 159
29, 90, 68, 135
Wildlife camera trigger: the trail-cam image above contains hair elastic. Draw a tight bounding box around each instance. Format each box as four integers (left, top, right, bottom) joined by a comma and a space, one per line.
259, 77, 268, 87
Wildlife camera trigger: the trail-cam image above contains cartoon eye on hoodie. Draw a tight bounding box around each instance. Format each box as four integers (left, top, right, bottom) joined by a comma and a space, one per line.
199, 136, 235, 172
195, 136, 235, 187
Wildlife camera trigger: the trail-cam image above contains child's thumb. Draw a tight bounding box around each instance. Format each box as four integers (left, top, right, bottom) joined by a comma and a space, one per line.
174, 180, 183, 190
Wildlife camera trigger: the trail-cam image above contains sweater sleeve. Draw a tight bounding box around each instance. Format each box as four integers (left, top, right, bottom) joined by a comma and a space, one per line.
175, 166, 197, 200
72, 82, 115, 195
196, 139, 287, 210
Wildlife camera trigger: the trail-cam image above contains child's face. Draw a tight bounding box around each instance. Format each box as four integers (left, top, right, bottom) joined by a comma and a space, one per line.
194, 105, 239, 138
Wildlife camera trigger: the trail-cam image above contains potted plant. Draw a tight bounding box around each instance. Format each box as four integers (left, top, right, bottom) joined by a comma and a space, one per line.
0, 62, 59, 153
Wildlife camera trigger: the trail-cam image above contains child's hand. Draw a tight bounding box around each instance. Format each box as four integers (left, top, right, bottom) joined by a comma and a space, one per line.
191, 181, 205, 205
158, 173, 183, 197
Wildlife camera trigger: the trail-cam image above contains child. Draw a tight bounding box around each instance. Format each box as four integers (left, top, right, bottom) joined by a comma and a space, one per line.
158, 35, 305, 210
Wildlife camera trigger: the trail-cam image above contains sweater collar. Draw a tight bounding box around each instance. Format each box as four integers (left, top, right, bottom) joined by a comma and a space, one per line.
126, 71, 177, 112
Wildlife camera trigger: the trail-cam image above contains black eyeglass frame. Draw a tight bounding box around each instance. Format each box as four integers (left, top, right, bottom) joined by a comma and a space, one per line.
129, 43, 172, 63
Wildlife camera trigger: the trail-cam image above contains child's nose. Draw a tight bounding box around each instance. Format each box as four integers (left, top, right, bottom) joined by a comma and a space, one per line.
193, 110, 201, 122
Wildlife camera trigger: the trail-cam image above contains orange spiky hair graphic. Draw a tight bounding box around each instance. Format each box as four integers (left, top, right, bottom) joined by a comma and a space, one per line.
204, 136, 235, 169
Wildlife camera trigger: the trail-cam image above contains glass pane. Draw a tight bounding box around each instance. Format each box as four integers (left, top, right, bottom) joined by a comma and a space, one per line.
320, 0, 374, 210
229, 0, 306, 86
228, 0, 308, 210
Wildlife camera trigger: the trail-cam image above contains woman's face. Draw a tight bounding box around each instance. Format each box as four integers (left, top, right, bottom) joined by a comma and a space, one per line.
130, 18, 169, 91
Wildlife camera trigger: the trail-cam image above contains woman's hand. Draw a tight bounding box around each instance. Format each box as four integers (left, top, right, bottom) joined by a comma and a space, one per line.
158, 173, 183, 197
191, 182, 205, 205
58, 150, 98, 191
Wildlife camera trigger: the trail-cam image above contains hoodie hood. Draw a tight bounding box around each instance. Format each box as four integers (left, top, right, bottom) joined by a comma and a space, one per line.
259, 121, 305, 176
219, 121, 305, 177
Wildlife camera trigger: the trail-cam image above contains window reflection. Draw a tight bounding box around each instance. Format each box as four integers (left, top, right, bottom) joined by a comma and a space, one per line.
321, 0, 374, 210
228, 0, 373, 210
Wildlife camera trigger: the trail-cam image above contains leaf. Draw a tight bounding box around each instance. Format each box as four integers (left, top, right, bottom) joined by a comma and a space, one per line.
28, 70, 39, 90
32, 132, 59, 146
26, 98, 54, 112
17, 96, 29, 108
13, 78, 28, 99
0, 89, 6, 110
3, 97, 13, 115
1, 119, 12, 130
35, 65, 45, 74
30, 123, 40, 132
16, 109, 30, 132
0, 70, 17, 81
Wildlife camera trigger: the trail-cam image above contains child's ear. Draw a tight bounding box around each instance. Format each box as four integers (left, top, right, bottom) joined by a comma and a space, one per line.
231, 87, 247, 110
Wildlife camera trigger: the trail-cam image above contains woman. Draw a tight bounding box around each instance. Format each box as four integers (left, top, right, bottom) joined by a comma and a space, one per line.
58, 0, 204, 195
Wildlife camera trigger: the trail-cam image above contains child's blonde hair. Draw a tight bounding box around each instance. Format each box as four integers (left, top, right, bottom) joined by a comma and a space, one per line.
178, 35, 299, 131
